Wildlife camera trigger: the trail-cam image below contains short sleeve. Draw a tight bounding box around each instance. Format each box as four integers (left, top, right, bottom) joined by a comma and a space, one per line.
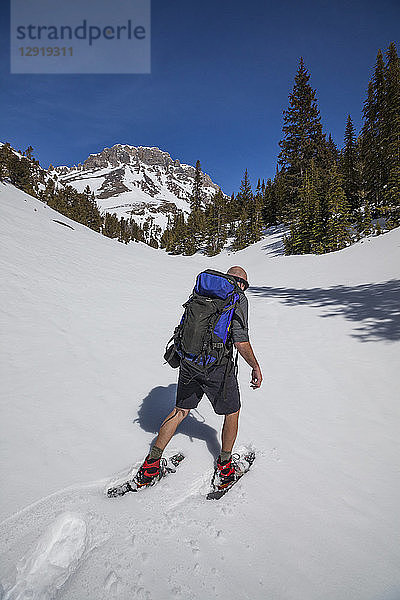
231, 293, 249, 343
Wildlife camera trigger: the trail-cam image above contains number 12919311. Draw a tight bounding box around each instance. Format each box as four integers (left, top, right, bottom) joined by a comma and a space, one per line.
19, 47, 73, 57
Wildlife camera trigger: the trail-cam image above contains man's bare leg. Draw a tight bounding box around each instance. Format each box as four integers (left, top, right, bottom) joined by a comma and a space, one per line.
153, 407, 190, 451
221, 409, 240, 455
135, 408, 189, 486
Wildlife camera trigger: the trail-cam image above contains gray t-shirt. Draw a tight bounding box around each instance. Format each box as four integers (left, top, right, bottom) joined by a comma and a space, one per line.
230, 292, 249, 343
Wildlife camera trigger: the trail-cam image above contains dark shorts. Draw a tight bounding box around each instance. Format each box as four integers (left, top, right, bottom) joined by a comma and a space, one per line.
176, 360, 241, 415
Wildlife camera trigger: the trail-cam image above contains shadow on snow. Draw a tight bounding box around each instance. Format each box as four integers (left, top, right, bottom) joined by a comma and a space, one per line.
260, 225, 286, 257
133, 384, 221, 459
250, 279, 400, 342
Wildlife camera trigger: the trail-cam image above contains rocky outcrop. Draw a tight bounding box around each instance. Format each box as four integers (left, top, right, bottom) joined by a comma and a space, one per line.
50, 144, 222, 235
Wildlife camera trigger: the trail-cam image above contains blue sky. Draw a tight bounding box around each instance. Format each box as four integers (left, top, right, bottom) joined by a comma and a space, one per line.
1, 0, 399, 194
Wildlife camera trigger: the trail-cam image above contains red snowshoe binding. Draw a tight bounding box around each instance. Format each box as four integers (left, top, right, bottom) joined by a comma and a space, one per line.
135, 455, 164, 487
216, 455, 238, 489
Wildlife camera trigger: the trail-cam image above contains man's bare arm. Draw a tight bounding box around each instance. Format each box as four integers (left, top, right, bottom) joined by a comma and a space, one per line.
234, 341, 262, 389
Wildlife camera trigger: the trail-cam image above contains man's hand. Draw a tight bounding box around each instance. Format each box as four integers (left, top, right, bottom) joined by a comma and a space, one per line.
251, 365, 262, 389
234, 341, 263, 389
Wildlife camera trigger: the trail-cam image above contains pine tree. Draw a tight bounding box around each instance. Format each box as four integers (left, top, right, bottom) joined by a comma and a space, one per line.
24, 146, 34, 160
362, 196, 374, 236
129, 217, 145, 243
373, 49, 387, 207
0, 143, 14, 181
261, 178, 276, 226
161, 211, 188, 254
360, 80, 375, 205
274, 166, 288, 223
205, 189, 227, 256
190, 160, 203, 212
359, 44, 400, 227
8, 152, 34, 193
360, 50, 387, 210
119, 217, 130, 244
316, 133, 339, 173
382, 42, 400, 227
235, 169, 253, 217
261, 167, 289, 228
278, 57, 326, 206
249, 180, 263, 243
284, 163, 322, 255
231, 209, 250, 251
39, 178, 56, 204
160, 229, 172, 250
86, 191, 102, 232
310, 190, 326, 254
222, 193, 234, 235
340, 115, 360, 213
83, 185, 92, 201
185, 208, 205, 255
180, 159, 207, 254
326, 166, 352, 251
384, 165, 400, 227
142, 216, 153, 245
326, 134, 339, 164
103, 213, 120, 239
232, 170, 253, 250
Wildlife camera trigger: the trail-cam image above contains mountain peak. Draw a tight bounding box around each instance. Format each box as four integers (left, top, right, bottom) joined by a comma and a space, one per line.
51, 144, 221, 233
81, 144, 180, 171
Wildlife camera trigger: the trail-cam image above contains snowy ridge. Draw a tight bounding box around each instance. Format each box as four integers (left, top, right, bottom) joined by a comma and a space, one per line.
51, 144, 221, 230
1, 182, 400, 600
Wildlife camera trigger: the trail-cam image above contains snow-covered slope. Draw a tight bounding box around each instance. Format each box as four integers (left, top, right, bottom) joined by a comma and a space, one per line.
1, 182, 400, 600
51, 145, 221, 230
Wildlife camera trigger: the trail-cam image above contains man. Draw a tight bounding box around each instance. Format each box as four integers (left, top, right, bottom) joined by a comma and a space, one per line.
136, 266, 262, 487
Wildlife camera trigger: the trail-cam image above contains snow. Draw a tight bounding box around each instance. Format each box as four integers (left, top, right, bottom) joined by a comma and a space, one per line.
59, 162, 195, 221
1, 182, 400, 600
3, 513, 87, 600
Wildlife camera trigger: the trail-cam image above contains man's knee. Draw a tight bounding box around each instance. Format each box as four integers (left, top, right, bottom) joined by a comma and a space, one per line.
225, 409, 240, 420
176, 407, 190, 420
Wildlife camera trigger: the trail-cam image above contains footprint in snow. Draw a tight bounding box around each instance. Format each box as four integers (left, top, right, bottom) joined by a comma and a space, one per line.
104, 571, 122, 595
4, 512, 87, 600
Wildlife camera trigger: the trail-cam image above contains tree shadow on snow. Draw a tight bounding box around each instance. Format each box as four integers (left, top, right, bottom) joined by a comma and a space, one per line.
250, 279, 400, 342
133, 384, 221, 458
260, 225, 287, 257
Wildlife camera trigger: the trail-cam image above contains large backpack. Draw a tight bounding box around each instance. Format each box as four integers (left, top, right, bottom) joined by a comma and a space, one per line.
164, 269, 241, 371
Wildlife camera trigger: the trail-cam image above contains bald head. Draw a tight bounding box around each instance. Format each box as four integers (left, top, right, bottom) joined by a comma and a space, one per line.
227, 266, 248, 281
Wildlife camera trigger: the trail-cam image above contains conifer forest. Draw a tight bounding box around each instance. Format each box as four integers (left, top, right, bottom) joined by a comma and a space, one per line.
1, 42, 399, 256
